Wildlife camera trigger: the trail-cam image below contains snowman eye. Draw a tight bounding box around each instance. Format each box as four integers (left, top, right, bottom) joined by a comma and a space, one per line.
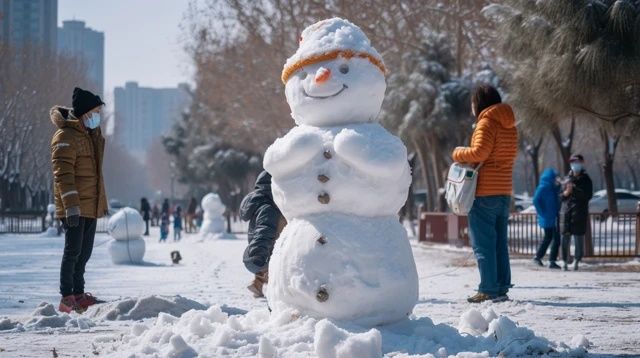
339, 64, 349, 74
299, 71, 308, 80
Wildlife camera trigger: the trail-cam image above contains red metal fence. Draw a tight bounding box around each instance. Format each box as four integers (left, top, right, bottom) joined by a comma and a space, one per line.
419, 212, 640, 257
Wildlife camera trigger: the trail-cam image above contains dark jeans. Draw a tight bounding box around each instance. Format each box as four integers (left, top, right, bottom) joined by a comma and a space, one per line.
60, 217, 96, 296
562, 234, 584, 263
535, 227, 560, 262
468, 195, 512, 296
144, 219, 150, 236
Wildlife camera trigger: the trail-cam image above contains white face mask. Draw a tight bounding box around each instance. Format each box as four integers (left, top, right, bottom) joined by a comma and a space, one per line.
570, 163, 583, 173
84, 112, 101, 129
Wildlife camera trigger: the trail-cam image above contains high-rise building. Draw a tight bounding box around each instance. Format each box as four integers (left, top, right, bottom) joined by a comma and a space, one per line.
114, 82, 190, 160
0, 0, 57, 49
57, 20, 104, 95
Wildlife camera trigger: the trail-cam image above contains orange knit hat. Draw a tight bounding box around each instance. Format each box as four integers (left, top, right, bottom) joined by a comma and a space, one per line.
281, 18, 386, 84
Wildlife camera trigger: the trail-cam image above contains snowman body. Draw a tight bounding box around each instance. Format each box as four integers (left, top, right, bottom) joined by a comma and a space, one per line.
264, 18, 418, 325
200, 193, 226, 237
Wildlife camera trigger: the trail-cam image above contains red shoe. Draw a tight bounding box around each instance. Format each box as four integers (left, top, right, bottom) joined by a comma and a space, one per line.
58, 295, 78, 313
74, 292, 99, 311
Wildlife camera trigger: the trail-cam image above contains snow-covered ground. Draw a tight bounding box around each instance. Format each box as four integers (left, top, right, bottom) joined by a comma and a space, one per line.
0, 225, 638, 357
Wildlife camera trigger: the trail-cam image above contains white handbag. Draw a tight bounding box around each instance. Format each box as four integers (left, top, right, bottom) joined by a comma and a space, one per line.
445, 162, 482, 215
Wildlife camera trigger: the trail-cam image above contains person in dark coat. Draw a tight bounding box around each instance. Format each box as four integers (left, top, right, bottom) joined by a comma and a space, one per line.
186, 197, 198, 233
161, 198, 170, 217
240, 171, 286, 298
151, 203, 160, 226
561, 154, 593, 271
532, 169, 562, 269
140, 197, 151, 236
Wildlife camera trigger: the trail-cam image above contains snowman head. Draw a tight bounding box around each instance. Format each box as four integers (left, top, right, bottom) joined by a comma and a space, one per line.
282, 18, 387, 127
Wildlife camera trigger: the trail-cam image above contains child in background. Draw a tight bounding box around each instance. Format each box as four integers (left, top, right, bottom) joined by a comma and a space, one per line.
173, 206, 183, 241
160, 212, 169, 242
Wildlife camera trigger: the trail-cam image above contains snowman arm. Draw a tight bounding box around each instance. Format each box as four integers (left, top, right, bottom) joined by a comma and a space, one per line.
334, 128, 408, 178
263, 130, 323, 178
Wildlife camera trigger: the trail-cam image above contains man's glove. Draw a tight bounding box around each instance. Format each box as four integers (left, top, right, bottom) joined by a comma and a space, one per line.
66, 207, 81, 228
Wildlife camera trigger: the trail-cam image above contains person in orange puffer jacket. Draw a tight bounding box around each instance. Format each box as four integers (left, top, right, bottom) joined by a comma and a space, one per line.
452, 84, 518, 303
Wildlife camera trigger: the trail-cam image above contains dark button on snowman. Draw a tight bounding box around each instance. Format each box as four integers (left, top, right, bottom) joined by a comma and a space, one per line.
263, 17, 418, 326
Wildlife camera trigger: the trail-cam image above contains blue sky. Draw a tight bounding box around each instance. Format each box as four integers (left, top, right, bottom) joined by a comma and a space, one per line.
58, 0, 193, 100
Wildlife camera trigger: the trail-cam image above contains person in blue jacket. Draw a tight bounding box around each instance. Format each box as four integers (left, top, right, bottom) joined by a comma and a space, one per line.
240, 171, 286, 298
532, 168, 562, 269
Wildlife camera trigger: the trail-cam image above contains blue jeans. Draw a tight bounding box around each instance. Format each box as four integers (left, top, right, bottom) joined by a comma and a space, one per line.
468, 195, 512, 296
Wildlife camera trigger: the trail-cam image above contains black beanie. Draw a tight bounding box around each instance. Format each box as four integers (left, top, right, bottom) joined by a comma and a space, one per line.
72, 87, 104, 118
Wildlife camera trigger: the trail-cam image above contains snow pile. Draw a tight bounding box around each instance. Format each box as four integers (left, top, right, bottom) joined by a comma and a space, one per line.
87, 295, 206, 321
0, 303, 96, 332
107, 207, 146, 264
199, 193, 228, 239
99, 305, 581, 357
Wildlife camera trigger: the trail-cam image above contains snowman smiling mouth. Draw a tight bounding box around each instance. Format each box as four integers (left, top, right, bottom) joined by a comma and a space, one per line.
303, 84, 348, 99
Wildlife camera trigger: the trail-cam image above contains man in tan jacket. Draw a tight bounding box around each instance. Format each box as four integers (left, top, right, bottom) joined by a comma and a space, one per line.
51, 87, 108, 313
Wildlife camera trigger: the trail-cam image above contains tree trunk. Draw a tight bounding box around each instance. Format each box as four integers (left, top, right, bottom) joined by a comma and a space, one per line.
550, 117, 575, 175
527, 137, 543, 191
601, 129, 619, 215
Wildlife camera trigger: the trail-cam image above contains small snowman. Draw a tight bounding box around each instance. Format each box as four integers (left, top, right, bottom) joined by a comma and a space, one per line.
107, 207, 146, 264
199, 193, 226, 238
264, 18, 418, 326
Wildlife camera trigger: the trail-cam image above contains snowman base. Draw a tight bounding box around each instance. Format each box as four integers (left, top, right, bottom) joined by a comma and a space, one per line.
266, 213, 418, 326
43, 227, 58, 237
108, 238, 146, 265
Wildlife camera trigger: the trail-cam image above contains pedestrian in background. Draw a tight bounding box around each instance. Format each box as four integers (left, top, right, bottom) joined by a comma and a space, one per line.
186, 197, 197, 233
151, 203, 160, 226
160, 212, 170, 242
173, 206, 183, 241
561, 154, 593, 271
140, 197, 151, 236
532, 168, 562, 269
50, 87, 108, 313
451, 84, 518, 303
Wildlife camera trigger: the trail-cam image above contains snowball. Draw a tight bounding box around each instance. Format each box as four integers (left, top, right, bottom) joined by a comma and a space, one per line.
458, 309, 489, 336
201, 193, 225, 215
47, 204, 56, 213
107, 238, 145, 265
108, 207, 145, 240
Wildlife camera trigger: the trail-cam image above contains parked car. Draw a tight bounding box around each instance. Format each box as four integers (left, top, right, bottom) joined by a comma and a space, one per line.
589, 189, 640, 214
513, 193, 533, 211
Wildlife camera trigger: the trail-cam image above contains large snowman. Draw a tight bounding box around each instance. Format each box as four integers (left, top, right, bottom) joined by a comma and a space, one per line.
264, 18, 418, 326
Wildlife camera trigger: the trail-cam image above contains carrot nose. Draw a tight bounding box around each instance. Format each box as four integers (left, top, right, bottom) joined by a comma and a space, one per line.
315, 68, 331, 84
